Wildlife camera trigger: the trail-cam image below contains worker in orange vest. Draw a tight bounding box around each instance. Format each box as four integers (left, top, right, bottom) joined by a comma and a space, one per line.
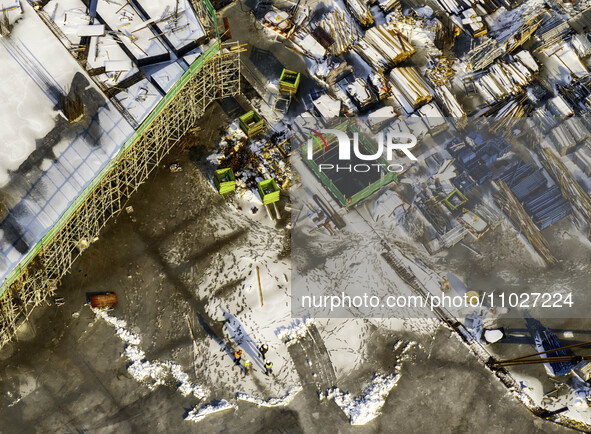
234, 349, 242, 364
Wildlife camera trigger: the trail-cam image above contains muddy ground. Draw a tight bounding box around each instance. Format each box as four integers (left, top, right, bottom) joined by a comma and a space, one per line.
0, 99, 572, 433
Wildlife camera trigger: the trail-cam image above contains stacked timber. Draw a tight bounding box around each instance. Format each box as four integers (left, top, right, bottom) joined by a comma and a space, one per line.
550, 123, 577, 156
550, 118, 590, 156
318, 10, 360, 55
571, 34, 591, 58
461, 8, 486, 37
564, 117, 590, 143
466, 38, 504, 71
344, 0, 374, 27
346, 77, 377, 111
433, 0, 462, 14
434, 85, 466, 119
433, 0, 497, 15
389, 66, 432, 112
353, 25, 415, 72
474, 54, 538, 104
377, 0, 401, 13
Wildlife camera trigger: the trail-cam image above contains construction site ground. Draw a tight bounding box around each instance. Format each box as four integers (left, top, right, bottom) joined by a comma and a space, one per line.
0, 98, 571, 433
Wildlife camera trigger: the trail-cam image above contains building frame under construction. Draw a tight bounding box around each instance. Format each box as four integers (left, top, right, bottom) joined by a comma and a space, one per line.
0, 41, 242, 348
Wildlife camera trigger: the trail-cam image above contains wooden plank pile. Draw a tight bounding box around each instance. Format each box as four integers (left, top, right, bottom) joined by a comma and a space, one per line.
495, 180, 556, 265
317, 10, 360, 55
431, 0, 497, 16
377, 0, 401, 13
461, 8, 487, 38
571, 34, 591, 58
473, 52, 538, 104
353, 25, 415, 72
344, 0, 374, 27
466, 38, 504, 71
389, 66, 432, 112
434, 85, 466, 119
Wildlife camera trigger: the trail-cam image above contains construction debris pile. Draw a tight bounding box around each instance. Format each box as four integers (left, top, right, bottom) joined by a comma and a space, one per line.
215, 124, 293, 201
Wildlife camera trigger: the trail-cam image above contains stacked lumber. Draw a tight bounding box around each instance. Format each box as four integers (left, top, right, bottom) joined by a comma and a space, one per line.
389, 66, 432, 112
434, 85, 466, 119
433, 0, 462, 14
474, 55, 538, 104
346, 77, 377, 110
461, 8, 486, 38
318, 10, 360, 55
466, 38, 504, 71
377, 0, 401, 13
353, 25, 415, 72
571, 34, 591, 58
344, 0, 374, 27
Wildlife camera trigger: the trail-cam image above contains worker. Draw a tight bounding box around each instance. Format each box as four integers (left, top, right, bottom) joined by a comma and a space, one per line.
234, 349, 242, 364
243, 359, 251, 376
259, 344, 269, 359
264, 360, 273, 376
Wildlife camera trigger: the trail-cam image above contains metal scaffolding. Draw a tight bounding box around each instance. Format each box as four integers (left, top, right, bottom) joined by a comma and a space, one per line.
0, 41, 242, 348
494, 180, 556, 265
539, 147, 591, 226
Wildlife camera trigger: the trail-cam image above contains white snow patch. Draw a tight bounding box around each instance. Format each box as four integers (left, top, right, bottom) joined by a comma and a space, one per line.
327, 372, 401, 425
185, 399, 236, 422
275, 317, 313, 345
94, 309, 141, 345
236, 384, 303, 407
94, 308, 206, 399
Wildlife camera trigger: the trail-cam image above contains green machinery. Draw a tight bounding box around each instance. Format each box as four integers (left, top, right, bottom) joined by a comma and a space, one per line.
258, 178, 280, 205
443, 189, 468, 211
279, 69, 301, 95
239, 110, 264, 137
214, 168, 236, 194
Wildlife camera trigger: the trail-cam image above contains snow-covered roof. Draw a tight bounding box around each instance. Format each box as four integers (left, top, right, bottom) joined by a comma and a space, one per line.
136, 0, 206, 51
0, 0, 214, 289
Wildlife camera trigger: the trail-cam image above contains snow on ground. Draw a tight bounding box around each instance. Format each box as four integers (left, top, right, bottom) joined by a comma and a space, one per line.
236, 384, 303, 407
328, 373, 401, 425
275, 317, 314, 345
316, 318, 369, 377
325, 341, 414, 425
185, 399, 236, 423
166, 189, 304, 403
94, 308, 207, 399
0, 0, 81, 186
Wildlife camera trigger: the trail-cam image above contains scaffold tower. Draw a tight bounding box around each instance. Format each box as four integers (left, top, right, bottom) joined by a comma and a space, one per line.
0, 41, 242, 348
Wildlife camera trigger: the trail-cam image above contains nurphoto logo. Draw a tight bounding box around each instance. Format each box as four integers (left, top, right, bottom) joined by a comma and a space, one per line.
305, 126, 418, 173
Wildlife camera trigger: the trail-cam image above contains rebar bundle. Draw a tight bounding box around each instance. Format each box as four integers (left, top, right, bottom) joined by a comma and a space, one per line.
495, 180, 556, 265
539, 147, 591, 225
